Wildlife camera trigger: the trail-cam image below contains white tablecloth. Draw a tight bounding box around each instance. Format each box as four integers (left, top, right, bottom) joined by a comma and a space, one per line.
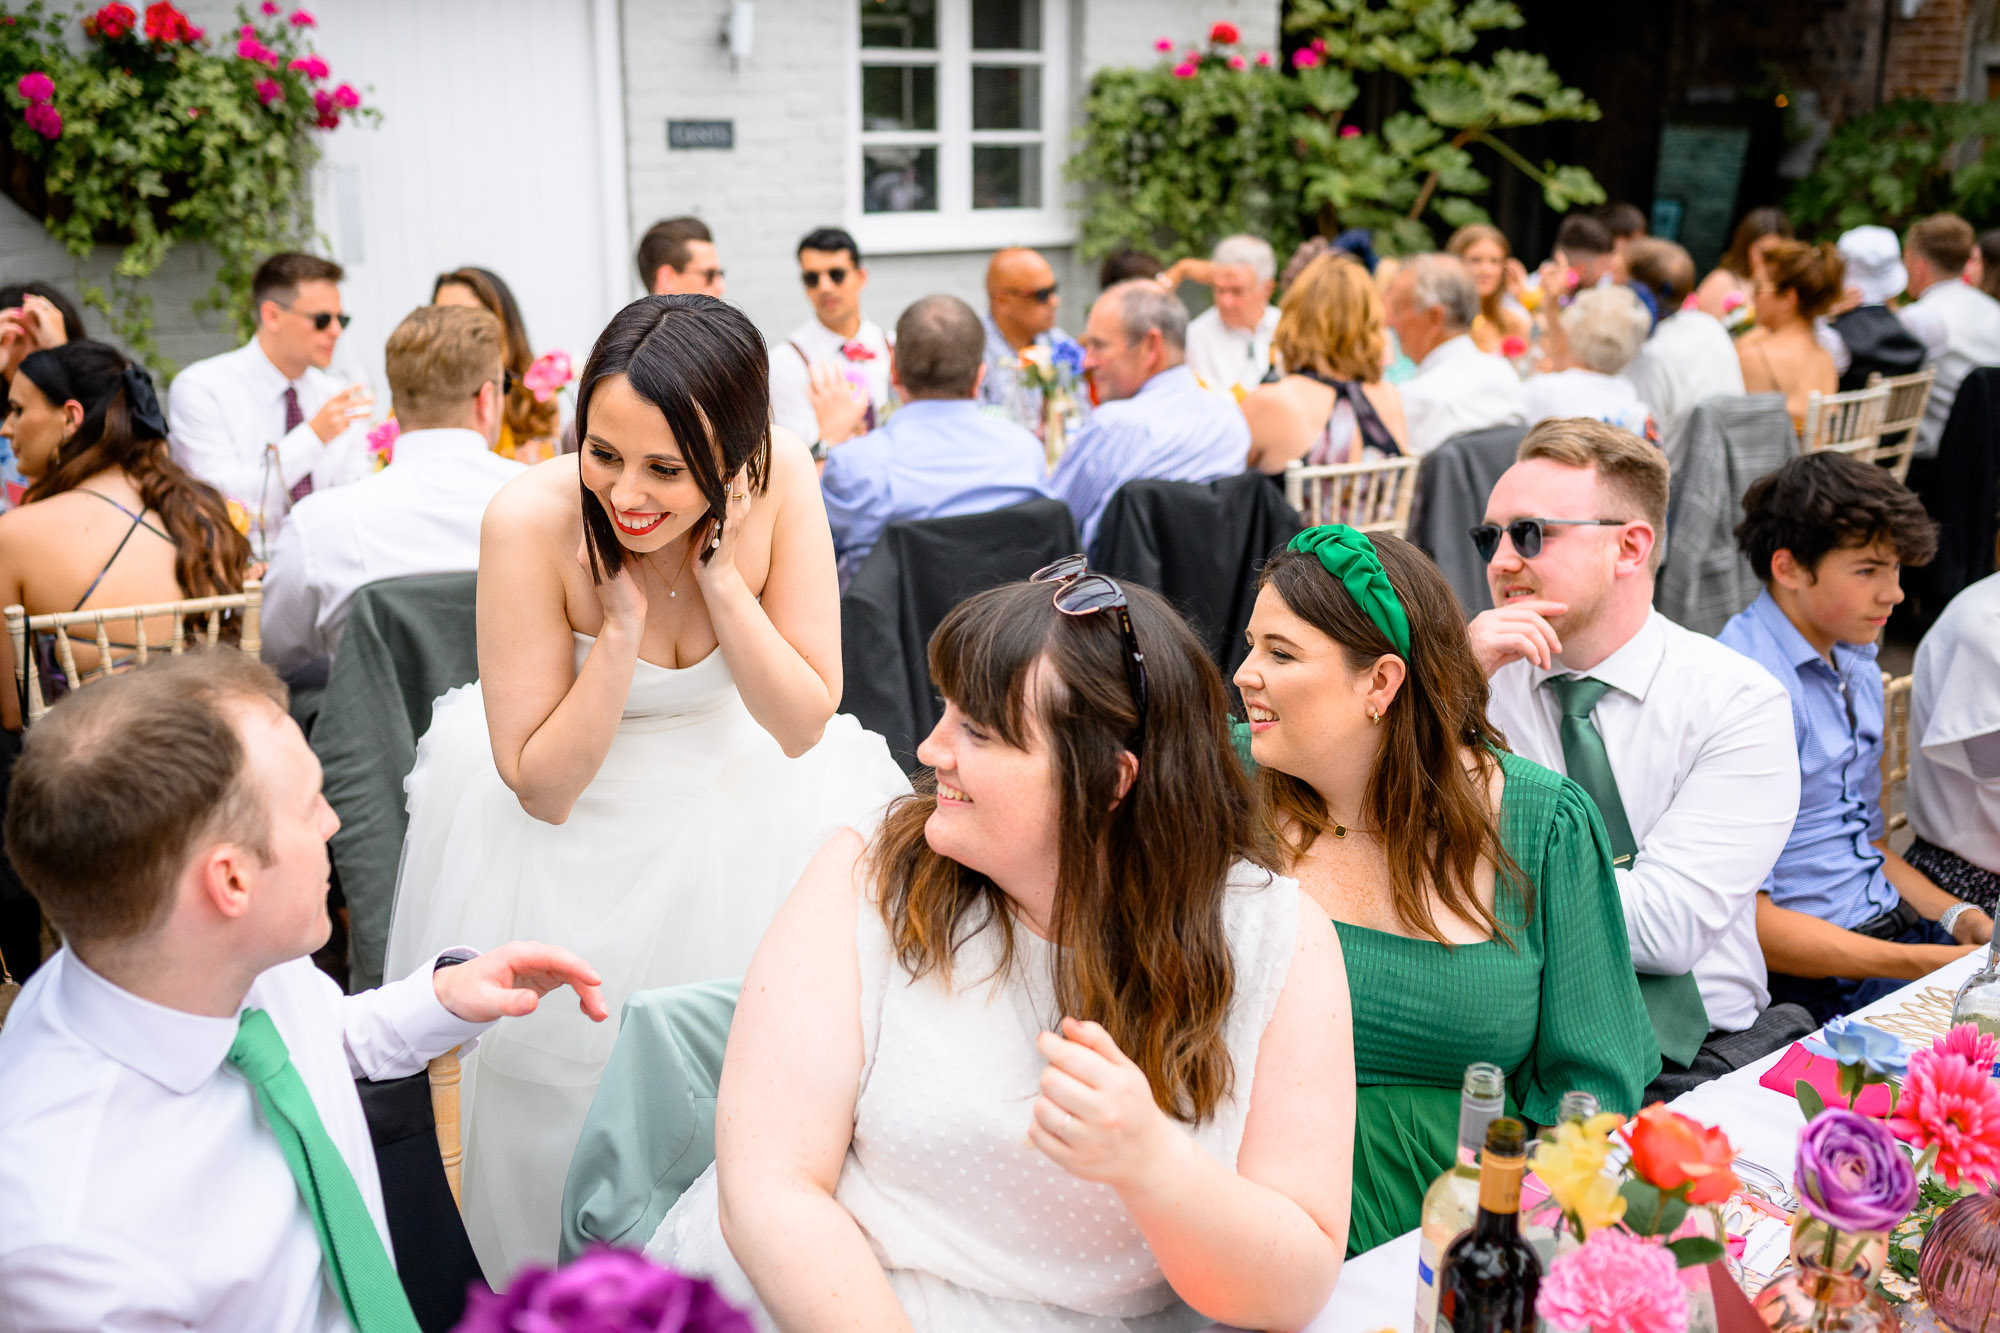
1302, 951, 1985, 1333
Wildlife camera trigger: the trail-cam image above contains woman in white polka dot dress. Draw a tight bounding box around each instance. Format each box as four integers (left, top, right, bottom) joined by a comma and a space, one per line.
650, 575, 1356, 1331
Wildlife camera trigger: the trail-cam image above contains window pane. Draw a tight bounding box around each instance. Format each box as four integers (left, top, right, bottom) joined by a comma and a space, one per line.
972, 66, 1041, 130
859, 0, 936, 49
971, 0, 1040, 50
861, 64, 936, 132
972, 144, 1042, 209
864, 146, 938, 213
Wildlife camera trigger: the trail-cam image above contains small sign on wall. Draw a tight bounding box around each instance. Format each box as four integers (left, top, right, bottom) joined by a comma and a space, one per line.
668, 120, 735, 150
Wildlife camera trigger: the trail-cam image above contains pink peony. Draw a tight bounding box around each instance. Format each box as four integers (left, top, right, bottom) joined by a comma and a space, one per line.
1292, 47, 1320, 69
523, 350, 574, 403
1171, 61, 1197, 79
23, 103, 61, 139
1154, 37, 1172, 52
1227, 53, 1246, 70
255, 77, 282, 104
1888, 1029, 2000, 1190
331, 82, 359, 108
289, 54, 329, 79
1208, 21, 1239, 44
1536, 1229, 1689, 1333
1254, 51, 1272, 66
289, 8, 315, 25
15, 72, 54, 104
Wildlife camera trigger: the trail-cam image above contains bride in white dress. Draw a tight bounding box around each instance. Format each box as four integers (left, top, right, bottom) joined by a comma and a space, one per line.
384, 295, 909, 1280
649, 576, 1355, 1332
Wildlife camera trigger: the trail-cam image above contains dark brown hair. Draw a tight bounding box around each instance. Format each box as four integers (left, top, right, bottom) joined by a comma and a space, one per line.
4, 650, 286, 944
1254, 537, 1525, 945
870, 579, 1269, 1124
249, 252, 343, 313
1908, 213, 1975, 277
1553, 213, 1614, 259
432, 267, 558, 443
1721, 207, 1794, 280
1762, 239, 1845, 320
635, 216, 714, 292
575, 296, 772, 581
16, 342, 251, 601
1735, 451, 1938, 580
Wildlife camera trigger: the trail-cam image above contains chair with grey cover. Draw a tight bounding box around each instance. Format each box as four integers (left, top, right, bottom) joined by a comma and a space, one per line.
1404, 424, 1528, 617
1654, 393, 1798, 635
561, 978, 741, 1261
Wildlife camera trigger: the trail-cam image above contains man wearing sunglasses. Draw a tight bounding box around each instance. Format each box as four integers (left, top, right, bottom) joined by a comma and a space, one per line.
1468, 420, 1809, 1100
169, 252, 374, 559
977, 247, 1081, 431
767, 227, 894, 453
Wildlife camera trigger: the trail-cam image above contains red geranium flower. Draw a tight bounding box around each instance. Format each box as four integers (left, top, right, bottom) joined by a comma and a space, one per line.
86, 2, 137, 40
143, 2, 200, 43
1208, 21, 1239, 44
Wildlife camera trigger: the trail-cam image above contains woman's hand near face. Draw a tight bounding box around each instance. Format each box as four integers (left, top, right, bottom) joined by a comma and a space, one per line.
578, 534, 647, 636
1029, 1018, 1181, 1190
692, 468, 752, 597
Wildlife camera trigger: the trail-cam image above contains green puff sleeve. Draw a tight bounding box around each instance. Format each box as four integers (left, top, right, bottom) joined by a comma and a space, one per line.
1504, 755, 1661, 1121
1229, 719, 1257, 775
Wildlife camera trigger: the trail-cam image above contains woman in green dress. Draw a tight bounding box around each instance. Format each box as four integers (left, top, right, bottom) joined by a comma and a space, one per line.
1233, 526, 1658, 1255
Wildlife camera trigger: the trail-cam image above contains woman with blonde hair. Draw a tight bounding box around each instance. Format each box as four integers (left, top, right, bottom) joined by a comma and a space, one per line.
433, 266, 560, 462
1735, 239, 1844, 430
1446, 223, 1530, 353
1243, 253, 1406, 474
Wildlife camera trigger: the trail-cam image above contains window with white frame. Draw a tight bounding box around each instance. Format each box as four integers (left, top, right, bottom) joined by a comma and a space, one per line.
851, 0, 1072, 254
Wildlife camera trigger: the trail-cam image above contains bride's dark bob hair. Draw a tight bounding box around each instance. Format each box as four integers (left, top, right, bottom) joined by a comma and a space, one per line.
869, 578, 1273, 1124
574, 294, 772, 581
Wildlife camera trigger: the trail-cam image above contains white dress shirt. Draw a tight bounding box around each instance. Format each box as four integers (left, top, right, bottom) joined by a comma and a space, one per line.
1185, 305, 1279, 398
1909, 571, 2000, 872
1398, 333, 1528, 455
1522, 368, 1653, 439
1621, 310, 1746, 472
167, 339, 373, 559
1486, 610, 1801, 1033
767, 317, 894, 443
260, 428, 524, 677
1897, 279, 2000, 457
0, 948, 489, 1333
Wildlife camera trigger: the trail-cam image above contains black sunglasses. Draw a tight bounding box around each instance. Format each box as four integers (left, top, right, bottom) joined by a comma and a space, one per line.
1006, 282, 1059, 303
279, 304, 352, 332
801, 268, 849, 289
1470, 517, 1631, 563
479, 370, 516, 401
1031, 555, 1149, 757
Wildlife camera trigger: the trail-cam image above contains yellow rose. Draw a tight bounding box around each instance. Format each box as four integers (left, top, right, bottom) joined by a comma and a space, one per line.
1530, 1113, 1629, 1236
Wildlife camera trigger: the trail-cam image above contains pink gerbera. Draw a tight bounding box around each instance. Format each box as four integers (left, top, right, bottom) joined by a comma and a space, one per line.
1936, 1022, 1999, 1071
1887, 1037, 2000, 1190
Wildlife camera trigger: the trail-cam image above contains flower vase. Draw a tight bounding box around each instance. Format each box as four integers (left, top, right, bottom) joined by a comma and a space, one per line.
1919, 1193, 2000, 1333
1752, 1226, 1898, 1332
1043, 393, 1069, 470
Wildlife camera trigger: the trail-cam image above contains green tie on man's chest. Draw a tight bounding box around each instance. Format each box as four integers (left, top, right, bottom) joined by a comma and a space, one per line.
227, 1008, 420, 1333
1544, 675, 1710, 1068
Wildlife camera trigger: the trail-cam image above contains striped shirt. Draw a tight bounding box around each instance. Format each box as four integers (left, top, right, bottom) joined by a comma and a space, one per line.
1049, 365, 1249, 549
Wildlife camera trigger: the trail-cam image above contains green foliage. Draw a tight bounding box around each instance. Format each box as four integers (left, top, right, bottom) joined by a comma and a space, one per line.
1617, 1177, 1690, 1238
0, 2, 378, 376
1788, 99, 2000, 239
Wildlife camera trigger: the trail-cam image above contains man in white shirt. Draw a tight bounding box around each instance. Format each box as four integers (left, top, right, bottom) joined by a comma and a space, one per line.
1384, 253, 1527, 455
1906, 570, 2000, 914
767, 227, 894, 451
1622, 238, 1745, 470
0, 650, 605, 1333
261, 304, 525, 682
168, 253, 373, 560
1898, 213, 2000, 457
1182, 234, 1280, 399
635, 216, 726, 298
1466, 419, 1809, 1098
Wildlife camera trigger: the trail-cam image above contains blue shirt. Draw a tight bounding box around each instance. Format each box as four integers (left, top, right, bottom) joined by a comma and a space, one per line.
819, 398, 1050, 586
1717, 589, 1896, 928
1049, 365, 1250, 550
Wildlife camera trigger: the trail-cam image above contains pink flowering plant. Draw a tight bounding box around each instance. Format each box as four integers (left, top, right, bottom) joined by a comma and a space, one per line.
0, 1, 378, 372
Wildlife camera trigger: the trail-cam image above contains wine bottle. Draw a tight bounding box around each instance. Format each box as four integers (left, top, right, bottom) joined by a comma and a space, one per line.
1434, 1117, 1541, 1333
1414, 1063, 1507, 1333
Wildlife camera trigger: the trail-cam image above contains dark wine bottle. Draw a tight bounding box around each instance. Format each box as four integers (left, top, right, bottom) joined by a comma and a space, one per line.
1433, 1116, 1542, 1333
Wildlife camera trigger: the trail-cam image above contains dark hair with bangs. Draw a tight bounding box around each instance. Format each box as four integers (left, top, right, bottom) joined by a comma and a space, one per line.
575, 295, 772, 581
1254, 535, 1526, 947
867, 578, 1270, 1124
1734, 451, 1937, 581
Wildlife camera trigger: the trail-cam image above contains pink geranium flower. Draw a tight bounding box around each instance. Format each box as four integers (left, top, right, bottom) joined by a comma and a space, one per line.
1171, 61, 1197, 79
1537, 1229, 1689, 1333
1254, 51, 1272, 67
255, 77, 283, 104
1292, 47, 1320, 69
289, 8, 316, 25
262, 0, 278, 11
24, 103, 61, 139
1311, 37, 1328, 54
1153, 37, 1171, 52
1208, 21, 1239, 44
1887, 1029, 2000, 1191
289, 54, 329, 79
16, 72, 54, 104
1226, 54, 1246, 70
1340, 124, 1361, 138
523, 350, 573, 403
331, 82, 359, 108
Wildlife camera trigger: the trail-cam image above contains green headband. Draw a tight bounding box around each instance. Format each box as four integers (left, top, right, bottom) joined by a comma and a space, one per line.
1287, 525, 1413, 659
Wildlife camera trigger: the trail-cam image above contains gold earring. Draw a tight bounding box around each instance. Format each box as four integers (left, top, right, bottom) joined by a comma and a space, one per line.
1368, 706, 1381, 724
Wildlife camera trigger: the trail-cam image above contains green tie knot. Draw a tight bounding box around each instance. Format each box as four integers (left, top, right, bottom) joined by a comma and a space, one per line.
228, 1007, 290, 1084
1546, 673, 1613, 719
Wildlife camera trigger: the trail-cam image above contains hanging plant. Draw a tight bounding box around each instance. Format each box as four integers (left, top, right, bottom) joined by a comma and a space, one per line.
0, 1, 379, 376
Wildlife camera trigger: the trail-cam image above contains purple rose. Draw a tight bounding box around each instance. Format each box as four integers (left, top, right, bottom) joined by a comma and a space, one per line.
454, 1247, 755, 1333
1795, 1108, 1918, 1234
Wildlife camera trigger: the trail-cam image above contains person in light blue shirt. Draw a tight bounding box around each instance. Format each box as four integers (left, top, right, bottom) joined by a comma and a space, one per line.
1719, 452, 1989, 1024
820, 294, 1049, 587
1051, 280, 1251, 552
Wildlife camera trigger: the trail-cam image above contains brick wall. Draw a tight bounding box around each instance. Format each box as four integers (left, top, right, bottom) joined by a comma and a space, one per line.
1883, 0, 1991, 100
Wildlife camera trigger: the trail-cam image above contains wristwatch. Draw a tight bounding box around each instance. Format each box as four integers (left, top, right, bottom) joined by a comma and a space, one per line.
807, 437, 827, 463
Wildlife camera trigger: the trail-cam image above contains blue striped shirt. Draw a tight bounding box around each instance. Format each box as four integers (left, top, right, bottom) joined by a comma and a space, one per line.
1718, 589, 1897, 928
1049, 365, 1250, 549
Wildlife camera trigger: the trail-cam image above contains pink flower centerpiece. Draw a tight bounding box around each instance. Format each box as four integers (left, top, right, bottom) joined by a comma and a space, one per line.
1887, 1024, 2000, 1190
1538, 1228, 1690, 1333
524, 350, 574, 404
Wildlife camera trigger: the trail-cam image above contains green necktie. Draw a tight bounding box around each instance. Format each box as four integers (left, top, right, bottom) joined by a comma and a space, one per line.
228, 1008, 421, 1333
1545, 675, 1711, 1068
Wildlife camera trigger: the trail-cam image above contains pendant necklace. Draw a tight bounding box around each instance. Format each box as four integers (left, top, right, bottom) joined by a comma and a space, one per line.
655, 535, 697, 599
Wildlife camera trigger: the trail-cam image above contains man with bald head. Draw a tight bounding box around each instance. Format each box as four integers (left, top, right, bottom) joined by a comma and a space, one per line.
1050, 280, 1251, 549
979, 246, 1076, 428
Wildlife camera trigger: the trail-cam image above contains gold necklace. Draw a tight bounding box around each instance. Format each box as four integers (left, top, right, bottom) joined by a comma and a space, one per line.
651, 536, 697, 599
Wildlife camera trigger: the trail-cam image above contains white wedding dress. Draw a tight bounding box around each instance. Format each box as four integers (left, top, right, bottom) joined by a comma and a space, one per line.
384, 632, 910, 1281
647, 859, 1301, 1332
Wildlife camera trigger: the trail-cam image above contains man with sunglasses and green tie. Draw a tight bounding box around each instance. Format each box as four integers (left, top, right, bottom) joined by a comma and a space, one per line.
1466, 420, 1813, 1100
169, 253, 375, 560
767, 227, 894, 455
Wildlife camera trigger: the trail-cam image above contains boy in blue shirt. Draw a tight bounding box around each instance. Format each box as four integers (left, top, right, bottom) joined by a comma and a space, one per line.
1720, 451, 1989, 1023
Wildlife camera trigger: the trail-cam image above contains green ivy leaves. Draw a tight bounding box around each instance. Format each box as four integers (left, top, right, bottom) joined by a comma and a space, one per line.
1787, 98, 2000, 239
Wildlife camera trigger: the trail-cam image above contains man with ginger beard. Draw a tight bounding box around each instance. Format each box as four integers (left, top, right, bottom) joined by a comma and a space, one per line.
1466, 419, 1811, 1099
979, 246, 1080, 432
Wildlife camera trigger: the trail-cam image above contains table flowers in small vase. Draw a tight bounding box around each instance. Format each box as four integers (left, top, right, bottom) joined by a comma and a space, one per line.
1018, 338, 1085, 468
453, 1244, 752, 1333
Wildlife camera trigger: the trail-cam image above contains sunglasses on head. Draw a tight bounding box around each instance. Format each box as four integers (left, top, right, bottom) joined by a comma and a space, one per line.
279, 304, 351, 332
801, 268, 849, 289
1469, 517, 1631, 563
1030, 555, 1150, 757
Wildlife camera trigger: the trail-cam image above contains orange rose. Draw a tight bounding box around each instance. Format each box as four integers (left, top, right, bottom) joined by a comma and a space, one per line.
1620, 1103, 1740, 1204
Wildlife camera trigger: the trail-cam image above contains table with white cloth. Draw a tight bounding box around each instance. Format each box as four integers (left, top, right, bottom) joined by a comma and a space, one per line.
1301, 951, 1986, 1333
